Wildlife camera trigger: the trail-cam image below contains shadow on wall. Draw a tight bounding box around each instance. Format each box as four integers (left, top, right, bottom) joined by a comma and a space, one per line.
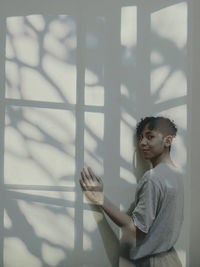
1, 0, 187, 266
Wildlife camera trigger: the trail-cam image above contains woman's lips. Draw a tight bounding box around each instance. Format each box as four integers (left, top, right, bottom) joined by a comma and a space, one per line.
142, 149, 150, 153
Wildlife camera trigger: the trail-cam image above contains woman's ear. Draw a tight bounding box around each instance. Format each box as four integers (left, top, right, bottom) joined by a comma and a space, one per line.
164, 135, 173, 147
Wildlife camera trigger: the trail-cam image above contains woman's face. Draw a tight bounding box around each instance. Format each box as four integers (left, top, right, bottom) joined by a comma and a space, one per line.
138, 123, 168, 161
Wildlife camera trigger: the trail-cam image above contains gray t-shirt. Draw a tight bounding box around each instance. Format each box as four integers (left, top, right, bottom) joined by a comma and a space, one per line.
130, 162, 184, 260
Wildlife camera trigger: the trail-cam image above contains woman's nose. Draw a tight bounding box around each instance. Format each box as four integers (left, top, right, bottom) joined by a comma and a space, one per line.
140, 138, 148, 146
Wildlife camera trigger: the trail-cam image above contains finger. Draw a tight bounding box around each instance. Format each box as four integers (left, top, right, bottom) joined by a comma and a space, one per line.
87, 167, 95, 180
81, 171, 90, 186
83, 168, 90, 179
83, 168, 93, 184
81, 171, 85, 181
80, 179, 95, 192
79, 179, 87, 191
79, 179, 85, 189
96, 176, 103, 185
88, 167, 103, 184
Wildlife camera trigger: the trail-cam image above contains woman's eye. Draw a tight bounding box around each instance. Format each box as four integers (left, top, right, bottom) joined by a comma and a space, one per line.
139, 136, 143, 141
148, 135, 154, 140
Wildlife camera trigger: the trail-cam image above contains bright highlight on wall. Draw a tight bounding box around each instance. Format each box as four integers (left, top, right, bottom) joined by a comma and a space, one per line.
6, 15, 77, 103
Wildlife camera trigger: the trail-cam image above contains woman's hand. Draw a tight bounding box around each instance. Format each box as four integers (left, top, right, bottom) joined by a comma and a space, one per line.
79, 167, 104, 206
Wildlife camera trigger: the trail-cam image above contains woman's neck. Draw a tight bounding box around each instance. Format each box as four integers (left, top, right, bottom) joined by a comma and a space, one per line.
151, 153, 175, 168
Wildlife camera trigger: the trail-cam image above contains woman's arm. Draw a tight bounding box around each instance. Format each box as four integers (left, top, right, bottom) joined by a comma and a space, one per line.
102, 196, 136, 233
80, 167, 137, 236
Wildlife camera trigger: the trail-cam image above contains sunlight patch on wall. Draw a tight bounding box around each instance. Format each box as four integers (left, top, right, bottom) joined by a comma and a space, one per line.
85, 17, 105, 106
4, 195, 75, 267
6, 16, 39, 66
159, 105, 187, 130
5, 107, 75, 186
151, 65, 170, 95
6, 14, 77, 103
151, 2, 187, 104
84, 112, 104, 177
42, 243, 65, 266
4, 209, 12, 229
157, 70, 186, 104
120, 84, 130, 98
172, 134, 187, 171
120, 108, 137, 184
151, 68, 187, 103
83, 210, 101, 250
18, 199, 75, 248
85, 69, 104, 106
120, 167, 136, 184
21, 66, 66, 101
83, 232, 92, 251
4, 238, 42, 267
48, 14, 76, 41
43, 54, 76, 103
151, 2, 187, 49
120, 6, 137, 185
121, 6, 137, 61
83, 209, 110, 266
120, 4, 137, 112
26, 15, 46, 32
83, 210, 103, 233
151, 50, 164, 65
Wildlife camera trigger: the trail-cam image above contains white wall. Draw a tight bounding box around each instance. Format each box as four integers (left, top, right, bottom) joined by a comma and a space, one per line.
0, 0, 193, 266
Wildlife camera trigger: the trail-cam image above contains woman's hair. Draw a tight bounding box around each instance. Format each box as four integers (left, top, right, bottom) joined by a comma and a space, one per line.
136, 116, 178, 140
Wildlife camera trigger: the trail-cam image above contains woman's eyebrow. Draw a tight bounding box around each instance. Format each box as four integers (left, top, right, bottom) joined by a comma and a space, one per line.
143, 131, 154, 135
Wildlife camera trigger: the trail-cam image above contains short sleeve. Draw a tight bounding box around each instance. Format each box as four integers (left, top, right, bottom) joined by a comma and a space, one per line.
132, 179, 161, 233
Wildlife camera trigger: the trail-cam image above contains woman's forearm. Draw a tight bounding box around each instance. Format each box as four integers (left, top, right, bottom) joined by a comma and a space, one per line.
101, 195, 137, 236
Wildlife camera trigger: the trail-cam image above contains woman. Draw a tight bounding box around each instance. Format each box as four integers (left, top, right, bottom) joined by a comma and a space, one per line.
80, 116, 184, 267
